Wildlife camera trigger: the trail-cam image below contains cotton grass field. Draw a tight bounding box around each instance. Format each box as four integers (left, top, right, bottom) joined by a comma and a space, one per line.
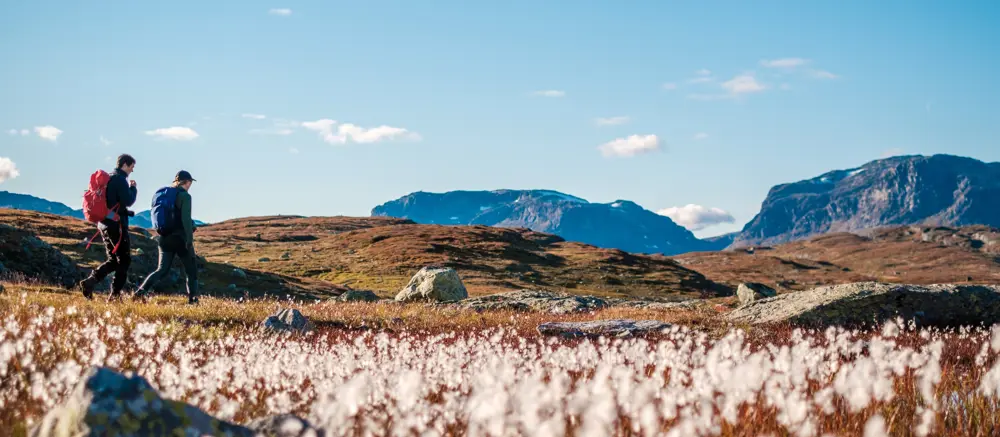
3, 286, 1000, 436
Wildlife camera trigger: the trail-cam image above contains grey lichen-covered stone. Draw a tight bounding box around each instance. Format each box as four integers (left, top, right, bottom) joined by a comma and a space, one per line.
736, 282, 777, 306
537, 319, 672, 338
395, 267, 468, 302
263, 308, 313, 333
338, 289, 380, 302
28, 366, 254, 437
726, 282, 1000, 327
233, 268, 248, 279
456, 290, 608, 314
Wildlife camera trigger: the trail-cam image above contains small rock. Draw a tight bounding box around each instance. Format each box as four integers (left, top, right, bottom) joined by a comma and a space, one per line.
537, 319, 671, 338
233, 268, 248, 279
281, 252, 291, 260
737, 282, 777, 306
258, 257, 271, 263
227, 284, 238, 291
28, 366, 254, 437
395, 267, 468, 302
263, 308, 313, 333
457, 290, 608, 314
339, 289, 380, 302
234, 244, 244, 252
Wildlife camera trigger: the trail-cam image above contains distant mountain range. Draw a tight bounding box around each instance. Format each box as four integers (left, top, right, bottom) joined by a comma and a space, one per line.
371, 189, 729, 255
732, 154, 1000, 247
0, 191, 204, 228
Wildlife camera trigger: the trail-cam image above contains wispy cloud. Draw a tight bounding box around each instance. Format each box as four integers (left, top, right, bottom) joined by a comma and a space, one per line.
34, 126, 63, 142
686, 93, 732, 101
242, 113, 267, 120
662, 82, 677, 90
688, 76, 714, 84
249, 128, 294, 136
532, 90, 565, 98
289, 147, 300, 155
598, 134, 660, 158
760, 58, 810, 68
99, 135, 112, 146
693, 132, 709, 140
594, 116, 630, 126
6, 129, 28, 136
809, 69, 839, 79
657, 204, 735, 231
0, 157, 19, 183
145, 126, 200, 141
696, 69, 712, 76
269, 8, 292, 16
722, 74, 766, 94
301, 119, 421, 144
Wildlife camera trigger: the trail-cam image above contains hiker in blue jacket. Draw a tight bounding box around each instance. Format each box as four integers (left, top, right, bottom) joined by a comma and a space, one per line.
133, 170, 199, 304
79, 154, 138, 301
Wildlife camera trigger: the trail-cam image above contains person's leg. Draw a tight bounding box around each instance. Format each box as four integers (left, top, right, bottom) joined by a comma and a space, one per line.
133, 246, 175, 301
109, 226, 131, 300
179, 249, 199, 304
79, 226, 119, 299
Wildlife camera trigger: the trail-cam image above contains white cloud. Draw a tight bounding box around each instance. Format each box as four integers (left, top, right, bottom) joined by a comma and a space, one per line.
810, 69, 839, 79
693, 132, 709, 140
21, 129, 29, 136
688, 77, 714, 84
99, 135, 112, 146
301, 119, 420, 144
722, 74, 766, 94
662, 82, 677, 90
144, 126, 200, 141
289, 147, 300, 154
6, 129, 16, 136
0, 157, 19, 183
34, 125, 63, 142
269, 8, 292, 16
532, 90, 565, 98
242, 113, 267, 119
598, 134, 660, 158
696, 69, 712, 76
760, 58, 809, 68
657, 204, 735, 231
594, 116, 630, 126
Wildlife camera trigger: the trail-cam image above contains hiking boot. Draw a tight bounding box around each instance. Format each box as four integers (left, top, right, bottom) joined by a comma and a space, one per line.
77, 277, 98, 300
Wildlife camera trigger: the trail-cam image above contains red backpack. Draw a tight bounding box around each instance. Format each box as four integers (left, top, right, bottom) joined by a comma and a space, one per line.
82, 169, 123, 253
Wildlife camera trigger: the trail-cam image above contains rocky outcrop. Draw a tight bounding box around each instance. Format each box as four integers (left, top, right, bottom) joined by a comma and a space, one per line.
734, 154, 1000, 247
372, 189, 724, 255
263, 308, 313, 333
395, 267, 468, 302
28, 367, 254, 437
338, 289, 380, 302
456, 290, 609, 314
737, 282, 776, 306
725, 282, 1000, 327
537, 320, 672, 338
0, 223, 80, 287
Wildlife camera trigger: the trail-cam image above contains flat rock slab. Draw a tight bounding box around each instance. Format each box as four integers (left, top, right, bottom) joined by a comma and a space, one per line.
725, 282, 1000, 327
457, 290, 609, 314
537, 319, 671, 338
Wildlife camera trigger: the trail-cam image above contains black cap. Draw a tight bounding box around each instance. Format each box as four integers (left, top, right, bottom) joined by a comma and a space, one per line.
174, 170, 196, 182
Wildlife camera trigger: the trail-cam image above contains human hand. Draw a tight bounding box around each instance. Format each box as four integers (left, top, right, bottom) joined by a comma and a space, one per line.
130, 180, 137, 188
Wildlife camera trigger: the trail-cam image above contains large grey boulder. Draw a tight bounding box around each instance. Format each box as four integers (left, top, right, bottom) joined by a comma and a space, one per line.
736, 282, 776, 306
263, 308, 313, 333
28, 367, 254, 437
456, 290, 608, 314
395, 267, 468, 302
537, 319, 671, 338
726, 282, 1000, 327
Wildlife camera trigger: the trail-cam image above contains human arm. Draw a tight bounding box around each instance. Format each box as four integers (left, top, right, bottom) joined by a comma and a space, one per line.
178, 190, 195, 244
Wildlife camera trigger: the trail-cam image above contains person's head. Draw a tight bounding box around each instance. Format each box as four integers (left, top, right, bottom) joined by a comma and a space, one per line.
172, 170, 196, 190
116, 154, 136, 174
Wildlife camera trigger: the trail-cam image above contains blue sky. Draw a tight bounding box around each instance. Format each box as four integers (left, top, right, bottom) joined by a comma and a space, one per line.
1, 1, 998, 237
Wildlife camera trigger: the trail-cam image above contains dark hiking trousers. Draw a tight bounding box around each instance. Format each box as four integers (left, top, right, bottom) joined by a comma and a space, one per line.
136, 234, 198, 301
89, 223, 131, 295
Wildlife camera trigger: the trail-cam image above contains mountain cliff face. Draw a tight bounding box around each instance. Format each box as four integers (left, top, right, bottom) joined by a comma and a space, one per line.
372, 190, 725, 255
733, 154, 1000, 247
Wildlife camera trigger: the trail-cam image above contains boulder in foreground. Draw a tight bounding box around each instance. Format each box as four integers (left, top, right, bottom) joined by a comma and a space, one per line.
737, 282, 776, 306
726, 282, 1000, 326
263, 308, 313, 333
395, 267, 468, 302
537, 319, 671, 338
456, 290, 609, 314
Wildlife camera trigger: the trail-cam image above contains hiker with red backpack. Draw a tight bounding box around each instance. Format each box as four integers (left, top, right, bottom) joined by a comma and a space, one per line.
78, 154, 138, 300
132, 170, 199, 304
